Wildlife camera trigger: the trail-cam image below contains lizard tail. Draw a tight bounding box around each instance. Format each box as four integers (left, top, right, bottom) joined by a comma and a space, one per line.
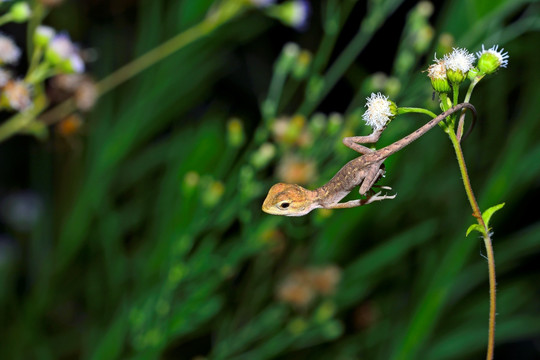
375, 103, 477, 159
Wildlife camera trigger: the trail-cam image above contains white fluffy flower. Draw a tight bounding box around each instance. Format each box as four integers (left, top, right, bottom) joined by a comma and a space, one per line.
362, 92, 395, 130
443, 47, 475, 73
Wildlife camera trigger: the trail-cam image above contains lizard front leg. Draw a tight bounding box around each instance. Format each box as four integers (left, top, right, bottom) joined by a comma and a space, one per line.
342, 128, 385, 155
325, 191, 396, 209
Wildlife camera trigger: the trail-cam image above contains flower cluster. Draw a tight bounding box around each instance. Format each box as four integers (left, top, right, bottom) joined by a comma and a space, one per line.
361, 44, 508, 131
427, 45, 509, 92
0, 1, 95, 137
0, 32, 32, 111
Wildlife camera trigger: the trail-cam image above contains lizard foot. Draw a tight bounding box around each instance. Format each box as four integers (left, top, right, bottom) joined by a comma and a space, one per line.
362, 191, 396, 205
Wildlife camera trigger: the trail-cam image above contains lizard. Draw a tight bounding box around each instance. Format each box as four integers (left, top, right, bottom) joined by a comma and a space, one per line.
262, 102, 476, 216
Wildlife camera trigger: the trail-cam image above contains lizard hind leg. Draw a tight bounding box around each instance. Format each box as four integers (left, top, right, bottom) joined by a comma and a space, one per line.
358, 162, 386, 195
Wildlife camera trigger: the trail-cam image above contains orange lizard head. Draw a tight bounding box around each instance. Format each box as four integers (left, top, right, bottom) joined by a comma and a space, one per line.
262, 183, 318, 216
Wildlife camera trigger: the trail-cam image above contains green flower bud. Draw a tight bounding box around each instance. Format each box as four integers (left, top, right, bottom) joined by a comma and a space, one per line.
276, 42, 299, 74
10, 2, 31, 23
34, 26, 55, 47
476, 44, 509, 75
445, 68, 466, 85
267, 0, 310, 30
467, 67, 481, 80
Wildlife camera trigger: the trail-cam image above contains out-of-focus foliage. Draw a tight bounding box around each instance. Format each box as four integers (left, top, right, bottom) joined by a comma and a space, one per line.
1, 0, 539, 359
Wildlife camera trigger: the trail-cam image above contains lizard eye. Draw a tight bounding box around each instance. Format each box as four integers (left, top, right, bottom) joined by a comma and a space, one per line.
278, 201, 290, 209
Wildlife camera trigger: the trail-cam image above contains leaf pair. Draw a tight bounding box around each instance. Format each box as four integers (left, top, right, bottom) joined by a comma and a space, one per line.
466, 203, 505, 237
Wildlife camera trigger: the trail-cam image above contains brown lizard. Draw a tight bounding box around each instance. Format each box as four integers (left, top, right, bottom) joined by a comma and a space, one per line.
262, 103, 476, 216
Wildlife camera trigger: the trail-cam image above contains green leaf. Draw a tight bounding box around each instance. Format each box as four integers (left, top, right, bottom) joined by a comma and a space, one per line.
482, 202, 505, 228
465, 203, 505, 237
466, 224, 483, 237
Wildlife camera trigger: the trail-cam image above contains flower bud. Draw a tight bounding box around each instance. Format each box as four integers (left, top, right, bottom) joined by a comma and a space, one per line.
467, 67, 480, 80
46, 33, 85, 73
10, 2, 32, 23
34, 26, 56, 47
476, 44, 509, 75
427, 57, 451, 93
276, 42, 299, 74
268, 0, 311, 31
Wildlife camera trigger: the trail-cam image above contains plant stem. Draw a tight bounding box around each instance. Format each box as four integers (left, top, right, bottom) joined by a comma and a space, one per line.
456, 75, 484, 141
0, 13, 13, 26
447, 129, 496, 360
0, 95, 47, 143
397, 107, 437, 118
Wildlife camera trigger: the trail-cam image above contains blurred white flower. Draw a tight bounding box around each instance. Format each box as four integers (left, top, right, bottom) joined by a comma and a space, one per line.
0, 34, 21, 65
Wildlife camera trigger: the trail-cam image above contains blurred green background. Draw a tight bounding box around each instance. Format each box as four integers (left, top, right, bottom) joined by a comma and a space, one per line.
1, 0, 540, 359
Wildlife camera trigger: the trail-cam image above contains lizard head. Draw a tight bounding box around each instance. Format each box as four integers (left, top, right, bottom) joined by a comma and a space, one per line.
262, 183, 318, 216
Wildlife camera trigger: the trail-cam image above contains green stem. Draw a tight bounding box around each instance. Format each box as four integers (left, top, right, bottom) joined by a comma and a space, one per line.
447, 129, 496, 360
0, 95, 47, 143
452, 84, 459, 106
263, 55, 290, 122
0, 13, 13, 26
26, 2, 46, 59
397, 107, 437, 118
25, 61, 52, 84
26, 45, 44, 79
456, 75, 484, 141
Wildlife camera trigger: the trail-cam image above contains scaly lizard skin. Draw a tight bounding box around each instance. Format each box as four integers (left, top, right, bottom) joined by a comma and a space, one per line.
262, 103, 476, 216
